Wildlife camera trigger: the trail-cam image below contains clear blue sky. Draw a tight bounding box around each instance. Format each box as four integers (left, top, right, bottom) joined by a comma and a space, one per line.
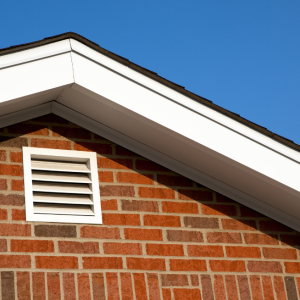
1, 1, 299, 145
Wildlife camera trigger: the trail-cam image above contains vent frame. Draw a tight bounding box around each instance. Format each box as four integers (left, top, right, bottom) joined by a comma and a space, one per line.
23, 147, 102, 224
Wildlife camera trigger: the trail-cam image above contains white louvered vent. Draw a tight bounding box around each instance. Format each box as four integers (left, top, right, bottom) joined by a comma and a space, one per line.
23, 147, 102, 224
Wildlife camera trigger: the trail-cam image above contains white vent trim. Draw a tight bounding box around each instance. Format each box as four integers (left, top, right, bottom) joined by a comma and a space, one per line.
23, 147, 102, 224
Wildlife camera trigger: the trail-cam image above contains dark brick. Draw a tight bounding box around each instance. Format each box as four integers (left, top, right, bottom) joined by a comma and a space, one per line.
35, 225, 76, 238
284, 277, 298, 300
167, 230, 203, 243
179, 190, 213, 201
0, 136, 28, 148
260, 221, 293, 232
1, 272, 15, 300
121, 200, 159, 212
184, 217, 219, 229
280, 234, 300, 246
100, 186, 135, 197
0, 194, 24, 206
157, 175, 193, 187
161, 274, 188, 286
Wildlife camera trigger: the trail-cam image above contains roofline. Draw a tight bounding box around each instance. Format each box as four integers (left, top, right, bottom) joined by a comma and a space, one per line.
1, 32, 299, 152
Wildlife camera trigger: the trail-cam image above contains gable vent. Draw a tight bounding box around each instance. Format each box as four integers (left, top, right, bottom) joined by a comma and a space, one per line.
23, 147, 102, 224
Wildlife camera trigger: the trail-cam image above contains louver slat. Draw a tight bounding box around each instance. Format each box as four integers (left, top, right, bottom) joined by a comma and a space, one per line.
32, 181, 92, 194
32, 170, 92, 183
31, 160, 91, 173
34, 203, 94, 215
33, 192, 93, 205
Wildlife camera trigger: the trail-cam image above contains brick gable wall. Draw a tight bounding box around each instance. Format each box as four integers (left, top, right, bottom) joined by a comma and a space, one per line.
0, 113, 299, 299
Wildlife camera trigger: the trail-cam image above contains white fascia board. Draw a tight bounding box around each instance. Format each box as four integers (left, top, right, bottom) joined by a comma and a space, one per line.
51, 101, 300, 231
70, 39, 300, 164
70, 52, 300, 194
0, 40, 71, 70
0, 52, 74, 104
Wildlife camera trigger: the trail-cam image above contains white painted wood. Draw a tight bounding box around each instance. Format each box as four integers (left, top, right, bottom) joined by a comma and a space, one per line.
34, 203, 94, 215
33, 192, 93, 205
31, 160, 91, 173
23, 147, 102, 224
32, 171, 91, 183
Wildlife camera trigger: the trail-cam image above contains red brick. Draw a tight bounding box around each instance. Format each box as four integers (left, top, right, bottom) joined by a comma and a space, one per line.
237, 276, 251, 300
273, 276, 287, 300
296, 278, 300, 300
77, 273, 91, 300
32, 272, 46, 300
52, 126, 91, 139
209, 260, 246, 272
216, 193, 235, 203
0, 239, 7, 251
36, 256, 78, 269
146, 244, 184, 256
0, 164, 23, 176
178, 190, 213, 201
202, 204, 237, 216
117, 172, 154, 184
157, 174, 193, 187
244, 233, 279, 245
0, 255, 31, 268
191, 275, 199, 286
280, 234, 300, 246
47, 273, 61, 300
201, 275, 214, 299
260, 220, 293, 232
12, 209, 25, 220
8, 124, 49, 136
58, 241, 99, 254
81, 226, 120, 239
106, 273, 120, 300
170, 259, 207, 271
104, 242, 142, 255
136, 160, 168, 172
248, 261, 282, 273
263, 247, 297, 260
98, 157, 133, 169
0, 194, 24, 206
262, 276, 275, 300
161, 274, 189, 286
139, 187, 175, 199
98, 171, 113, 182
125, 228, 163, 241
11, 240, 54, 252
222, 219, 257, 231
116, 145, 138, 156
74, 141, 112, 154
0, 209, 7, 220
188, 245, 224, 257
127, 257, 166, 270
285, 262, 300, 273
162, 201, 199, 214
0, 179, 7, 190
10, 152, 22, 162
92, 273, 106, 299
214, 275, 227, 300
31, 138, 71, 149
83, 257, 123, 269
226, 246, 261, 258
100, 185, 135, 197
0, 150, 6, 161
167, 230, 203, 242
249, 276, 264, 300
62, 273, 76, 300
144, 215, 181, 227
121, 273, 134, 300
17, 272, 31, 300
147, 273, 161, 300
225, 275, 239, 300
162, 289, 172, 300
11, 179, 24, 191
122, 200, 159, 212
240, 207, 265, 218
207, 232, 242, 244
173, 288, 201, 300
101, 199, 118, 211
133, 273, 148, 299
103, 213, 140, 226
0, 224, 31, 236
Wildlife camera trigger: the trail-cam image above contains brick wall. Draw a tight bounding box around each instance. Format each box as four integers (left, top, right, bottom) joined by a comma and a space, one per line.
0, 113, 300, 300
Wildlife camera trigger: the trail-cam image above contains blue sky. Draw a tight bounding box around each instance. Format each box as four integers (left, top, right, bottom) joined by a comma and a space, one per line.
1, 1, 299, 144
